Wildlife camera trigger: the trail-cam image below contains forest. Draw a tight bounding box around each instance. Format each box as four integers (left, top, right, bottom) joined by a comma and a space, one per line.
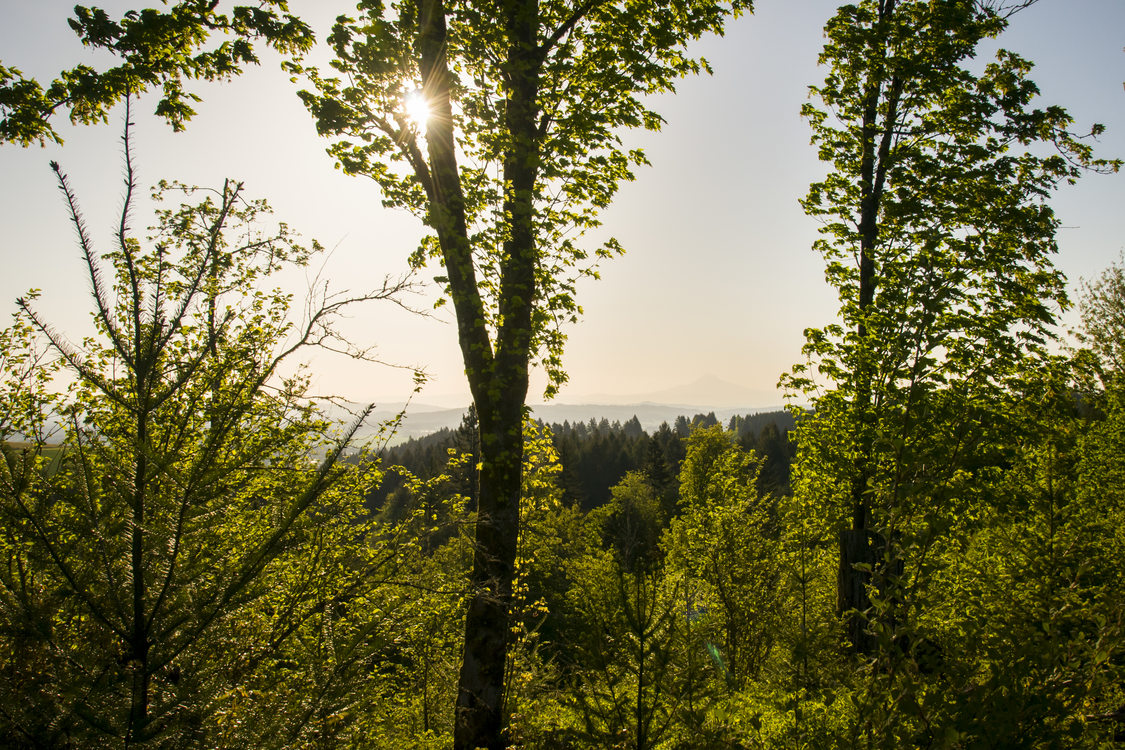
1, 0, 1124, 748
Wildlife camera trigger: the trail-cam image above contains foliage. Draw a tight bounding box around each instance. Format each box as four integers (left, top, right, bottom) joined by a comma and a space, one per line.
784, 0, 1120, 658
591, 472, 667, 575
0, 1, 313, 145
378, 411, 794, 514
766, 1, 1125, 745
505, 420, 579, 746
4, 3, 754, 740
1079, 252, 1125, 378
296, 3, 754, 742
560, 551, 696, 750
0, 141, 409, 746
3, 2, 1125, 747
297, 0, 749, 396
665, 426, 785, 688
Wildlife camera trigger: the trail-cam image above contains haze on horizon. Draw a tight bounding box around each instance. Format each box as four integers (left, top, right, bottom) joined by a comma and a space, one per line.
1, 0, 1122, 410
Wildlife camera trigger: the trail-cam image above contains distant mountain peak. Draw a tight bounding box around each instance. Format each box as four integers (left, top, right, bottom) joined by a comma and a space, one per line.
633, 375, 768, 408
548, 374, 774, 409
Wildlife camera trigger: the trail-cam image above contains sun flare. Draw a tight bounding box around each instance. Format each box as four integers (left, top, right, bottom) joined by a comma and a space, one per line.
403, 90, 432, 134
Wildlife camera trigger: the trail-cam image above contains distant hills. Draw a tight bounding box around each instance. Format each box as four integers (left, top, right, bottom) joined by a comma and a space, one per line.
572, 374, 776, 409
349, 375, 785, 444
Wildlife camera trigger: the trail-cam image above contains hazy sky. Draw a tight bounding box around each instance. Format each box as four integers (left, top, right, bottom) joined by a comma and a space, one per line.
1, 1, 1123, 409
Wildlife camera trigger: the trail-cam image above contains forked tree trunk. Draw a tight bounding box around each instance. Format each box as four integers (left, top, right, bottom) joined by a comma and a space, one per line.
435, 0, 540, 744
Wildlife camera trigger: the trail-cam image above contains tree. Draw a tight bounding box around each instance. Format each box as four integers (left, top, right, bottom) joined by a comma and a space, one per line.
673, 415, 692, 438
6, 3, 754, 743
0, 2, 313, 146
5, 3, 754, 743
937, 366, 1125, 748
786, 0, 1119, 655
641, 432, 678, 517
622, 415, 645, 440
665, 426, 783, 687
745, 421, 795, 497
564, 549, 693, 750
294, 3, 751, 745
593, 471, 668, 575
1079, 252, 1125, 379
0, 132, 409, 745
452, 404, 481, 512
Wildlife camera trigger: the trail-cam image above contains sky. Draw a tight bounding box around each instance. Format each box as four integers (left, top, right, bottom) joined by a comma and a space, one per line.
1, 1, 1123, 410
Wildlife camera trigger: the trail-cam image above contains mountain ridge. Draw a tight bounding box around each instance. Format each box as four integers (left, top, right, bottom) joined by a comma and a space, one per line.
554, 373, 775, 408
338, 375, 785, 443
357, 401, 786, 445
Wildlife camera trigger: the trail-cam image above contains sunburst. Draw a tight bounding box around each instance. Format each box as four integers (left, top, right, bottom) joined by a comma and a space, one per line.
402, 89, 432, 135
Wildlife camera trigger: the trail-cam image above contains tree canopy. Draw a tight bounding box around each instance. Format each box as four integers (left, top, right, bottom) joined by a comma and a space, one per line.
0, 1, 312, 146
2, 1, 1124, 748
785, 0, 1120, 654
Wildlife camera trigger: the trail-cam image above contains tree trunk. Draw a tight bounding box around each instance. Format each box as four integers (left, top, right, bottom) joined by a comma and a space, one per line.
838, 0, 901, 655
449, 1, 540, 746
837, 527, 874, 655
454, 401, 524, 749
